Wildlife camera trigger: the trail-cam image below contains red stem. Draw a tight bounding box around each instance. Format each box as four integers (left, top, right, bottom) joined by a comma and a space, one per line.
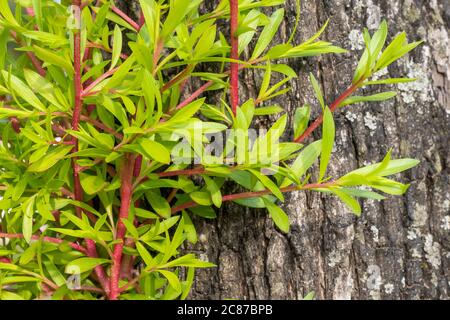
71, 0, 110, 294
171, 181, 337, 214
0, 233, 87, 254
111, 5, 140, 32
294, 77, 365, 143
176, 81, 213, 110
110, 153, 136, 300
229, 0, 239, 115
82, 67, 119, 97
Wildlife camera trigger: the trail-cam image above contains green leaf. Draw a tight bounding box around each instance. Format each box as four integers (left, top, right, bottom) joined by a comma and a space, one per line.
0, 0, 20, 27
1, 71, 46, 112
158, 270, 182, 293
146, 191, 171, 219
33, 45, 74, 74
263, 198, 290, 233
22, 31, 68, 47
341, 158, 420, 179
136, 242, 153, 267
202, 175, 222, 207
65, 257, 110, 274
309, 73, 325, 110
340, 188, 385, 200
79, 173, 106, 195
110, 25, 122, 70
24, 69, 67, 111
161, 0, 191, 38
122, 218, 139, 239
28, 146, 72, 172
293, 105, 310, 139
331, 188, 361, 216
182, 212, 197, 244
364, 78, 417, 86
138, 139, 171, 164
319, 107, 335, 181
189, 191, 212, 206
281, 140, 322, 187
168, 98, 205, 123
251, 8, 284, 60
249, 169, 284, 201
340, 91, 397, 107
254, 105, 284, 116
22, 196, 35, 243
303, 291, 315, 300
1, 291, 25, 300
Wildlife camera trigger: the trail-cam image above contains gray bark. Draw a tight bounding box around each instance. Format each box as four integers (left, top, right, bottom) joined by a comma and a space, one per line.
123, 0, 450, 299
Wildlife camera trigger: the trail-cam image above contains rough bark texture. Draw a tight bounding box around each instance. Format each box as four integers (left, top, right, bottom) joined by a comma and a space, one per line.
122, 0, 450, 299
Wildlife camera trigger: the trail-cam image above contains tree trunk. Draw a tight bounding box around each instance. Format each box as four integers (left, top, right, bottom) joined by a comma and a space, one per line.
122, 0, 450, 299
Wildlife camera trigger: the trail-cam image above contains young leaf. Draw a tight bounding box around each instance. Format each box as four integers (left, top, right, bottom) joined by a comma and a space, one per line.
263, 198, 290, 233
136, 242, 153, 267
79, 173, 106, 195
331, 188, 361, 216
27, 146, 73, 172
319, 107, 335, 181
1, 71, 46, 112
138, 139, 171, 164
158, 270, 182, 293
22, 196, 35, 243
202, 175, 222, 208
309, 73, 325, 110
110, 25, 122, 70
251, 8, 285, 60
293, 105, 310, 139
65, 258, 110, 274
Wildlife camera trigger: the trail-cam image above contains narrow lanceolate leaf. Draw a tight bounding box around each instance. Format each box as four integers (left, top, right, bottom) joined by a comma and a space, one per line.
146, 191, 171, 219
65, 258, 110, 274
33, 46, 74, 74
22, 196, 35, 243
110, 25, 122, 70
281, 140, 322, 188
340, 91, 397, 107
249, 169, 284, 201
251, 8, 284, 60
138, 139, 171, 164
340, 158, 420, 179
1, 71, 46, 112
202, 175, 222, 208
136, 242, 153, 267
293, 105, 311, 139
27, 146, 72, 172
263, 198, 290, 233
331, 188, 361, 216
319, 107, 335, 181
24, 69, 66, 111
309, 73, 325, 110
158, 270, 182, 293
364, 78, 417, 86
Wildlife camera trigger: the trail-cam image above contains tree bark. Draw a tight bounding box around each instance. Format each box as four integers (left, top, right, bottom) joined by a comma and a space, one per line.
122, 0, 450, 299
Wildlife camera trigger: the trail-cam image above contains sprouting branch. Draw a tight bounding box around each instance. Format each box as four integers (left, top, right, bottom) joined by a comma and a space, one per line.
171, 181, 337, 214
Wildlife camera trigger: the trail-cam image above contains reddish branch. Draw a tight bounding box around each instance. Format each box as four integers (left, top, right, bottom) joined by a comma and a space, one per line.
110, 153, 136, 300
111, 5, 140, 32
229, 0, 239, 115
294, 77, 365, 143
82, 66, 119, 97
0, 233, 87, 254
171, 181, 337, 214
71, 0, 110, 294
